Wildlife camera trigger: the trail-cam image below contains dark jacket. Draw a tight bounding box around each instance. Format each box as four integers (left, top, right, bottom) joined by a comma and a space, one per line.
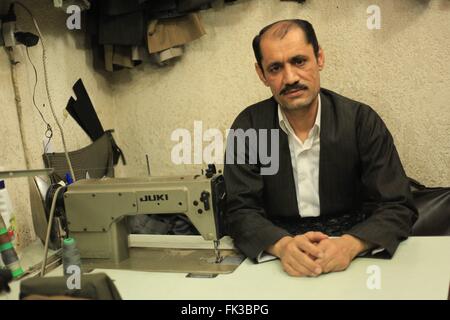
224, 88, 418, 260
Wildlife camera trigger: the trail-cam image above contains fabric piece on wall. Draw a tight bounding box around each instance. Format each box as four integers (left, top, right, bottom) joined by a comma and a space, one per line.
53, 0, 90, 10
100, 0, 142, 16
66, 79, 104, 141
99, 10, 144, 46
133, 46, 155, 64
112, 46, 137, 69
147, 13, 206, 54
104, 44, 114, 72
145, 0, 180, 19
104, 45, 152, 71
104, 45, 143, 71
176, 0, 216, 12
131, 46, 142, 62
150, 46, 184, 66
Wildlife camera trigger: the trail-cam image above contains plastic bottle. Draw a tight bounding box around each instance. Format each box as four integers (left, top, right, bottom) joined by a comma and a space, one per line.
0, 176, 21, 277
62, 237, 82, 277
0, 178, 15, 245
0, 214, 24, 279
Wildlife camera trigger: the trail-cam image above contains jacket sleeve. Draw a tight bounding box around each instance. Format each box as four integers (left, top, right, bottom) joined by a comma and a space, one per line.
223, 109, 290, 260
346, 105, 418, 257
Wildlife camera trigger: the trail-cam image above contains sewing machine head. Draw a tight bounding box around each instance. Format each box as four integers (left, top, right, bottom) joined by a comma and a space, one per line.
63, 170, 226, 264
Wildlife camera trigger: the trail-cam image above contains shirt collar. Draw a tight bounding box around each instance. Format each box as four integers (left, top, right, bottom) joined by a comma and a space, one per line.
278, 93, 321, 137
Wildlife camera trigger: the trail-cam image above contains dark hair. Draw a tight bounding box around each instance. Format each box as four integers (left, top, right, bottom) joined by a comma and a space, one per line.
252, 19, 319, 72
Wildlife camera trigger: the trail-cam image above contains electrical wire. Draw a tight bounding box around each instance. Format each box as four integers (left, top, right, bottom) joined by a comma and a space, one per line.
24, 45, 55, 176
25, 46, 53, 140
13, 1, 76, 182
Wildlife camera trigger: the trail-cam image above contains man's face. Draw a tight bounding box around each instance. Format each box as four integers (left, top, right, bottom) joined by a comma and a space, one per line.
256, 26, 324, 111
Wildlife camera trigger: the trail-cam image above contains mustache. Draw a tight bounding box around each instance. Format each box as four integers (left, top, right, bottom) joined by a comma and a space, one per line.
280, 83, 308, 96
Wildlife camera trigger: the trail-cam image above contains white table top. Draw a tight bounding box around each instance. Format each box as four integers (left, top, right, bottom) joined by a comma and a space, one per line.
2, 236, 450, 300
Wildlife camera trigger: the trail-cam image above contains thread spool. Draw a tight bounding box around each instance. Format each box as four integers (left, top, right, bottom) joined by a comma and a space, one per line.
62, 237, 81, 276
0, 216, 23, 279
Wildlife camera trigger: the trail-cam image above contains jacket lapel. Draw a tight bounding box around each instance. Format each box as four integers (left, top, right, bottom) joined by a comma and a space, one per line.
318, 90, 335, 216
271, 98, 300, 218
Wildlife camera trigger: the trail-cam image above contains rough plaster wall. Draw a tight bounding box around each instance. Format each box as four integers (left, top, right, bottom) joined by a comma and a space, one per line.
0, 0, 114, 249
110, 0, 450, 186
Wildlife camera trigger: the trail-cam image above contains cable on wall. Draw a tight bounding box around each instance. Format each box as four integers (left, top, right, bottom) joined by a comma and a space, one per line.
13, 1, 76, 182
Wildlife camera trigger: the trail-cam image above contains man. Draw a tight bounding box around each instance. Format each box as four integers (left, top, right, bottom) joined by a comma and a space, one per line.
223, 19, 417, 277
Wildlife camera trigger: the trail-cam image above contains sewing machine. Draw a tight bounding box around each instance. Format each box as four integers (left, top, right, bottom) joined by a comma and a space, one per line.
62, 167, 243, 274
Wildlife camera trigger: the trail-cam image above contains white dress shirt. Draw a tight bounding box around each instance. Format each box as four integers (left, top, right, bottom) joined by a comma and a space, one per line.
277, 95, 321, 218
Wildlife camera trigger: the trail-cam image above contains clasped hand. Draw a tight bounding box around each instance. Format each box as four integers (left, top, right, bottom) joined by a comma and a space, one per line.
269, 232, 367, 277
